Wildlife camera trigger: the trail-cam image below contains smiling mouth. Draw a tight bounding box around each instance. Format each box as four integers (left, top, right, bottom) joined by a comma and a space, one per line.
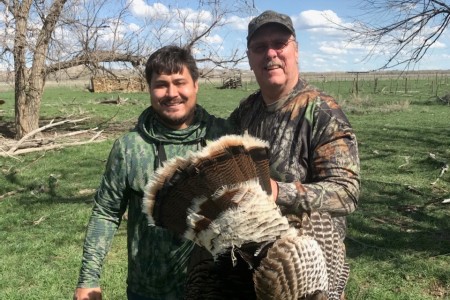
265, 61, 282, 70
161, 99, 185, 107
265, 65, 280, 71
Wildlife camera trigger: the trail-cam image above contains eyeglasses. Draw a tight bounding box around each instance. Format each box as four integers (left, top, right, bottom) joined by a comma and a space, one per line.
248, 39, 296, 54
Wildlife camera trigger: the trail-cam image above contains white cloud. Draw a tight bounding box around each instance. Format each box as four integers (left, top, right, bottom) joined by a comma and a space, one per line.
128, 1, 218, 46
315, 40, 369, 59
319, 45, 348, 55
226, 15, 252, 31
431, 41, 447, 49
294, 10, 342, 29
292, 10, 352, 38
314, 57, 326, 63
129, 0, 212, 25
203, 34, 223, 44
128, 0, 169, 19
428, 40, 446, 49
151, 26, 178, 41
305, 27, 345, 36
128, 23, 140, 32
0, 10, 9, 23
177, 8, 212, 23
190, 47, 202, 56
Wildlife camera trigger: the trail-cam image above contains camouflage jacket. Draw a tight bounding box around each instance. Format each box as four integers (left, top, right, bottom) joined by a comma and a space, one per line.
230, 78, 360, 238
76, 105, 232, 299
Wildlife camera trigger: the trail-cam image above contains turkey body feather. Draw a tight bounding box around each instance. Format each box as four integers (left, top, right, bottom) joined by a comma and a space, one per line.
143, 134, 348, 300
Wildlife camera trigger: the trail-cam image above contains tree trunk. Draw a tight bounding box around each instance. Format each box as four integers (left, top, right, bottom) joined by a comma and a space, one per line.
15, 84, 44, 140
13, 0, 33, 139
13, 0, 67, 139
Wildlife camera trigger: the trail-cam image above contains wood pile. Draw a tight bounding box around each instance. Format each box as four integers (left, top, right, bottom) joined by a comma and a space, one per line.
219, 74, 242, 89
90, 76, 147, 93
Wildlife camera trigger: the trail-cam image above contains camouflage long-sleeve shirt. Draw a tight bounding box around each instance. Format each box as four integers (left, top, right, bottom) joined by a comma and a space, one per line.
230, 78, 360, 238
76, 105, 232, 299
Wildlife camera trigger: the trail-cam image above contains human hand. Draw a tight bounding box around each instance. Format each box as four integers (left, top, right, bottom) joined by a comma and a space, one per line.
270, 179, 278, 201
73, 287, 102, 300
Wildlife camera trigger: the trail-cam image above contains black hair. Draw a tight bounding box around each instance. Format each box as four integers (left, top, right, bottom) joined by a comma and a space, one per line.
145, 45, 199, 86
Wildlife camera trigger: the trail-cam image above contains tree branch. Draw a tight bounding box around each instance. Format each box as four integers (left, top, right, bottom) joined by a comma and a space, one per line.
7, 117, 90, 154
342, 0, 450, 70
45, 51, 145, 75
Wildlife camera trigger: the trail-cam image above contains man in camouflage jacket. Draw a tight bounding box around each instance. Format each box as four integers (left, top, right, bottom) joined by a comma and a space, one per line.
73, 46, 231, 300
183, 11, 359, 300
231, 10, 360, 239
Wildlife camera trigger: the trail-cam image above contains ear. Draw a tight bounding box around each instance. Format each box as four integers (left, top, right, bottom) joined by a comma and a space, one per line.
194, 80, 199, 93
247, 50, 253, 71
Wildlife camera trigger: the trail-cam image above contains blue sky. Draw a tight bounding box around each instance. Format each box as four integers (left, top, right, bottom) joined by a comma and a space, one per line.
124, 0, 450, 72
2, 0, 448, 73
230, 1, 450, 72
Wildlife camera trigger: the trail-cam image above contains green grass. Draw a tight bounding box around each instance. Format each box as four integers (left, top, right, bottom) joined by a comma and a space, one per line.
1, 78, 449, 299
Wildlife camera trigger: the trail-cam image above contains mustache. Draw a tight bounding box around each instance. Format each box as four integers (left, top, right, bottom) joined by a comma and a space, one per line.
160, 97, 185, 105
265, 61, 283, 69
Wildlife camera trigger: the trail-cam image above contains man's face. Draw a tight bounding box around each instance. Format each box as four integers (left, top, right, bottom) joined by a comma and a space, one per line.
247, 24, 299, 98
150, 66, 198, 129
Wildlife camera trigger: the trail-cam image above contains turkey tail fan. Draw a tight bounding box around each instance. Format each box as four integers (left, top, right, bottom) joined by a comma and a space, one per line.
256, 212, 348, 300
303, 212, 348, 300
184, 180, 292, 257
143, 134, 274, 240
329, 262, 350, 300
143, 134, 350, 299
253, 233, 328, 299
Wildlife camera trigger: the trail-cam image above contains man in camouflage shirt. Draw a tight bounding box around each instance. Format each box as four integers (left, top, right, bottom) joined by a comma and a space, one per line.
231, 10, 360, 240
73, 46, 231, 300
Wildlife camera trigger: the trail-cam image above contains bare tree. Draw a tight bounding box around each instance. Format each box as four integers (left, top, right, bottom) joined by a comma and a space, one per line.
10, 0, 67, 139
1, 0, 139, 139
343, 0, 450, 70
0, 0, 255, 139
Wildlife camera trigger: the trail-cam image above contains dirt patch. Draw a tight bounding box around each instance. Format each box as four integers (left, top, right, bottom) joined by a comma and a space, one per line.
0, 118, 16, 139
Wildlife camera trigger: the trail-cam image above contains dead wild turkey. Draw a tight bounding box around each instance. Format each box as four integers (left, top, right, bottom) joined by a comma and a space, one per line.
143, 134, 349, 300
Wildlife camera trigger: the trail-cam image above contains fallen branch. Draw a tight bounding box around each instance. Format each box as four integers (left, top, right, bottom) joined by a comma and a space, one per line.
7, 117, 90, 154
89, 130, 103, 141
11, 128, 100, 150
33, 216, 47, 225
428, 153, 448, 186
0, 188, 26, 200
56, 127, 98, 138
7, 136, 106, 155
0, 147, 22, 161
431, 164, 448, 185
13, 139, 54, 150
398, 156, 410, 169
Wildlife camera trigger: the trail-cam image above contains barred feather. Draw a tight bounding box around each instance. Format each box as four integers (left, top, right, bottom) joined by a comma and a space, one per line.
143, 134, 271, 230
143, 134, 349, 299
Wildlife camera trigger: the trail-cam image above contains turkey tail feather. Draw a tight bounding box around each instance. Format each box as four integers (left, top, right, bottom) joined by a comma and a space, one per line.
143, 134, 349, 299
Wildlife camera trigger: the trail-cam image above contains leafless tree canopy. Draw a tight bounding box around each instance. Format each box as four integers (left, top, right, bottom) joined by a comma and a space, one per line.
344, 0, 450, 70
0, 0, 256, 139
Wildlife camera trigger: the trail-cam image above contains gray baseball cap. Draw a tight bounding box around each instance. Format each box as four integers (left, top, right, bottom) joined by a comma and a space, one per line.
247, 10, 295, 44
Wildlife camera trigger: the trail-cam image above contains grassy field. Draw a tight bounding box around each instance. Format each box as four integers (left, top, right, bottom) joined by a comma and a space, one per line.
0, 77, 449, 299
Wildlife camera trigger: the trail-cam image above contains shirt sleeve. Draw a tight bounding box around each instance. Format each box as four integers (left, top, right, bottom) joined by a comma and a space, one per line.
76, 139, 128, 288
276, 102, 360, 217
